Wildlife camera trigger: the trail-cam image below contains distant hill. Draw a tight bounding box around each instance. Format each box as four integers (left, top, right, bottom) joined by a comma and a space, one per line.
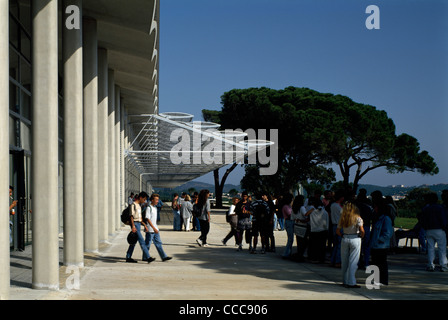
153, 181, 242, 200
358, 183, 448, 197
154, 181, 447, 201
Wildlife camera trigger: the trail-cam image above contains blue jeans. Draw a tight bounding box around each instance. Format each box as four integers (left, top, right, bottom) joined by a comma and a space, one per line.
282, 219, 294, 257
144, 232, 168, 260
277, 217, 285, 231
331, 224, 341, 264
126, 222, 151, 260
173, 209, 181, 230
426, 229, 447, 268
341, 235, 361, 286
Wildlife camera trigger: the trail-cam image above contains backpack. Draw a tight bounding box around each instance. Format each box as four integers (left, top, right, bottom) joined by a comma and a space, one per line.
192, 203, 202, 218
121, 205, 132, 225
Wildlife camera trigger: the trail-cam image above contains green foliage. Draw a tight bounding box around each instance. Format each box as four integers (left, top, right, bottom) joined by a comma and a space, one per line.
216, 86, 439, 193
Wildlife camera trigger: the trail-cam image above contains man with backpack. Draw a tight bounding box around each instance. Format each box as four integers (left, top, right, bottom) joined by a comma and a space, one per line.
125, 192, 155, 263
249, 192, 271, 254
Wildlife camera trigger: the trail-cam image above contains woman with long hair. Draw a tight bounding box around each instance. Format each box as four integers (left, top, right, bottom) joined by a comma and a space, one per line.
196, 189, 211, 247
337, 202, 365, 288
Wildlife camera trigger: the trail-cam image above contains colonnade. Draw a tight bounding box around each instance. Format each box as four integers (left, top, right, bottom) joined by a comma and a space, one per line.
0, 0, 154, 299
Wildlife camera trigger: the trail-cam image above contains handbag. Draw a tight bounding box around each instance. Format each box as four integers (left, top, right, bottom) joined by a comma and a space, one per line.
294, 221, 308, 238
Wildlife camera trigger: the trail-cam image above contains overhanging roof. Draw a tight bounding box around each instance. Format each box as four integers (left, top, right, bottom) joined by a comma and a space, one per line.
126, 113, 273, 188
83, 0, 159, 116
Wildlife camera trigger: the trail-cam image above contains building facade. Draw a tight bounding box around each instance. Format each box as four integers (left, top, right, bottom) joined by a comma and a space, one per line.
1, 0, 272, 300
1, 0, 162, 299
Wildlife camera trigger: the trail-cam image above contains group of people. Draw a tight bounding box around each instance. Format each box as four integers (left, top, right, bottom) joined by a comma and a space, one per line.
171, 190, 213, 247
222, 191, 276, 254
124, 186, 448, 289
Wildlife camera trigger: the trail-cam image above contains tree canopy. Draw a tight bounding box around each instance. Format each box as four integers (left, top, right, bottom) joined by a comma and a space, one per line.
211, 86, 439, 193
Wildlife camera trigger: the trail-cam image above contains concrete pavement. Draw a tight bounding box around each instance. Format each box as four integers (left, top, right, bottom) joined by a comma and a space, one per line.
9, 207, 448, 300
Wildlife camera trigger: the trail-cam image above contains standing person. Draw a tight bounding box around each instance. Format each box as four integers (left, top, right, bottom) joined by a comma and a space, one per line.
295, 196, 312, 262
419, 193, 447, 272
128, 193, 135, 206
336, 202, 365, 288
276, 195, 284, 231
281, 193, 295, 259
9, 186, 18, 244
442, 189, 448, 244
370, 194, 394, 285
180, 194, 193, 231
250, 192, 271, 254
330, 190, 345, 268
191, 192, 200, 231
179, 192, 186, 230
236, 191, 252, 251
196, 189, 211, 247
143, 194, 172, 262
125, 192, 155, 263
292, 195, 307, 261
308, 198, 329, 263
356, 192, 374, 269
265, 194, 276, 252
222, 197, 239, 246
156, 197, 163, 222
172, 193, 181, 231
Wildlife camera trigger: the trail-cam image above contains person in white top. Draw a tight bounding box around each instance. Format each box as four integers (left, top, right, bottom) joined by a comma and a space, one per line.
336, 202, 365, 288
143, 194, 172, 262
222, 197, 240, 246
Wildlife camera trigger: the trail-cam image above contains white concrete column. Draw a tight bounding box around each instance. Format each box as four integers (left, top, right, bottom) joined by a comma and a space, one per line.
31, 0, 60, 290
114, 88, 121, 230
107, 70, 116, 235
82, 17, 99, 253
120, 102, 126, 213
97, 48, 109, 242
0, 0, 10, 301
62, 0, 84, 267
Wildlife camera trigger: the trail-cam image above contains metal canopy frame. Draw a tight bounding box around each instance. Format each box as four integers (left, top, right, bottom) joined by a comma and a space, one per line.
126, 112, 273, 188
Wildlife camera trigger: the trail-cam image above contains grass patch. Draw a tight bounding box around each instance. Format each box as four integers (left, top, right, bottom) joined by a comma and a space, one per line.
395, 217, 418, 230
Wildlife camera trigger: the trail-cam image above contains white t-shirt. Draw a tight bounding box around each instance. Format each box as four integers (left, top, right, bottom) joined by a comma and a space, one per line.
146, 204, 158, 233
330, 202, 343, 226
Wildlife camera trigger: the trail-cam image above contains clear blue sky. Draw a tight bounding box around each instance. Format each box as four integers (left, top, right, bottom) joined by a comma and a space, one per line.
159, 0, 448, 188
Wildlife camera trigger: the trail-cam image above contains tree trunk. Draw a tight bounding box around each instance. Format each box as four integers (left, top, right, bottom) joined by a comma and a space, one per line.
213, 163, 238, 208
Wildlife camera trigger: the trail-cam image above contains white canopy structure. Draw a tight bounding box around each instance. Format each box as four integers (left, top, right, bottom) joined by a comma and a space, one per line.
126, 112, 274, 188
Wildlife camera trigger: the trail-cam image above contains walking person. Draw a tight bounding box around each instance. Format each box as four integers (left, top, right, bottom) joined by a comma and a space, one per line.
180, 194, 193, 231
337, 202, 365, 288
125, 192, 155, 263
370, 194, 394, 285
222, 197, 239, 246
196, 189, 211, 247
143, 193, 172, 262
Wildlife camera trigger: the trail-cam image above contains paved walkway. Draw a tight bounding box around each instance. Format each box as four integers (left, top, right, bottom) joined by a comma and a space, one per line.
9, 208, 448, 300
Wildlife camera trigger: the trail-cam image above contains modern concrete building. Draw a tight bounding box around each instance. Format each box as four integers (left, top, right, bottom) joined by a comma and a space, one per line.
1, 0, 271, 300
